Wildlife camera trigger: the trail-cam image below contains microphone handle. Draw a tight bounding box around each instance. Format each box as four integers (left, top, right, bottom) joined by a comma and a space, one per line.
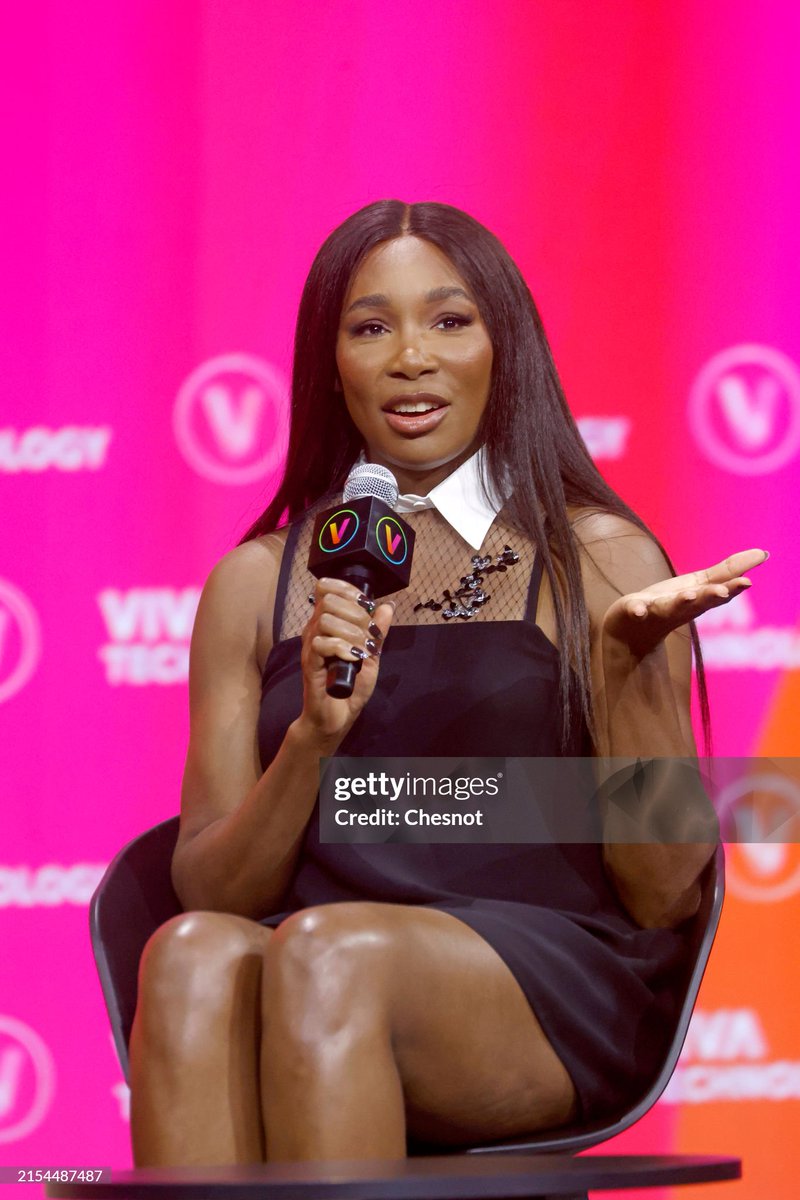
324, 570, 374, 699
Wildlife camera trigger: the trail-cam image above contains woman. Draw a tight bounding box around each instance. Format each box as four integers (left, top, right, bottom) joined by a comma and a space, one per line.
129, 200, 765, 1166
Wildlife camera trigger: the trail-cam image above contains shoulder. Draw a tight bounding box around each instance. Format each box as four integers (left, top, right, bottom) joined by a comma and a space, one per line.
194, 528, 291, 667
202, 528, 289, 609
566, 506, 674, 631
568, 506, 671, 572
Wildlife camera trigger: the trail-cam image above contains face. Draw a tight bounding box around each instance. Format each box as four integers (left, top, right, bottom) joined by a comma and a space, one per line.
335, 236, 493, 494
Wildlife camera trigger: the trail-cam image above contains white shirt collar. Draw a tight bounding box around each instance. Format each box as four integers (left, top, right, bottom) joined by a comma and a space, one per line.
355, 447, 510, 551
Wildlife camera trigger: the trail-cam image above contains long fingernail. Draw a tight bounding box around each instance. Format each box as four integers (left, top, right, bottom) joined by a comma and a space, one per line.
368, 621, 383, 640
365, 639, 381, 656
357, 593, 376, 614
350, 645, 368, 660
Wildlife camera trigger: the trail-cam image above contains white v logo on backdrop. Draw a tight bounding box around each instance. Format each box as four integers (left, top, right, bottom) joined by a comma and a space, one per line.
717, 374, 780, 449
200, 383, 264, 458
688, 344, 800, 475
0, 611, 9, 669
173, 353, 289, 485
739, 840, 787, 876
0, 1046, 24, 1120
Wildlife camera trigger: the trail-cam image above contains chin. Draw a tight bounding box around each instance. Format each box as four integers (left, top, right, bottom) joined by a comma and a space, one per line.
369, 439, 470, 469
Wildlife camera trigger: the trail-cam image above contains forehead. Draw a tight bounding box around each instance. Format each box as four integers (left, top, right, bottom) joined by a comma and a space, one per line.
344, 236, 470, 302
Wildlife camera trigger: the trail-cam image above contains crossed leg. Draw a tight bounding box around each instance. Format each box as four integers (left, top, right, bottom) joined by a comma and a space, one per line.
129, 901, 577, 1166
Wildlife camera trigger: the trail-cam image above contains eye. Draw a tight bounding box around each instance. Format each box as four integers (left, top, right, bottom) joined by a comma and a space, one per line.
435, 314, 473, 331
351, 320, 387, 337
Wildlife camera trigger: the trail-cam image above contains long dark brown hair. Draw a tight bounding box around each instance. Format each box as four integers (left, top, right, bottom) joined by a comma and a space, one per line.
241, 200, 710, 752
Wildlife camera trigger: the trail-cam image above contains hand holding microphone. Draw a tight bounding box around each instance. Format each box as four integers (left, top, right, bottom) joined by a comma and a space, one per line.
303, 462, 415, 710
300, 576, 396, 743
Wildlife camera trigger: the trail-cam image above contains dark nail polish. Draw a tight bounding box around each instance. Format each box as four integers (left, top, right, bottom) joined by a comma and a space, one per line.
357, 593, 376, 614
365, 639, 380, 656
350, 645, 368, 660
368, 622, 383, 640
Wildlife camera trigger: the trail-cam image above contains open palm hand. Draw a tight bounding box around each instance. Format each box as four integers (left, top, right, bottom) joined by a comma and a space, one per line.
602, 548, 769, 658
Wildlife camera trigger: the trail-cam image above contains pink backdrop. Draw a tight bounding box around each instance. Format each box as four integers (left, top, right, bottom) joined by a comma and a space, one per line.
1, 3, 798, 1197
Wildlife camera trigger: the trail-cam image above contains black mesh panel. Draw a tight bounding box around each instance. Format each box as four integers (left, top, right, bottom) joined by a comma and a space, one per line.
277, 494, 539, 642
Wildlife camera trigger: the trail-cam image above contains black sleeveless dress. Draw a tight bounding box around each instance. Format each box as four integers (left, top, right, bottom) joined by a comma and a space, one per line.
256, 498, 689, 1123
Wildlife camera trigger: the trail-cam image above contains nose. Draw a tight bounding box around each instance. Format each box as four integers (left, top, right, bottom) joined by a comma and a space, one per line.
387, 336, 437, 380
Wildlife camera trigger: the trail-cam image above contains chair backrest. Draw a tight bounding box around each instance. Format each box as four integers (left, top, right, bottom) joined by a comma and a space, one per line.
90, 816, 182, 1082
91, 822, 723, 1155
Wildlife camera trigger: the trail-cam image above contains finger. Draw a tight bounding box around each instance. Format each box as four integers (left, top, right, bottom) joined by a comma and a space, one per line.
316, 590, 374, 628
625, 595, 691, 619
309, 634, 369, 664
682, 577, 754, 604
680, 548, 769, 589
693, 579, 755, 611
315, 577, 376, 614
370, 600, 396, 639
627, 579, 753, 622
627, 596, 651, 619
317, 612, 371, 646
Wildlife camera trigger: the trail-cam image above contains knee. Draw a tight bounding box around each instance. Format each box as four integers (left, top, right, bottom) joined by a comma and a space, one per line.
136, 912, 262, 1036
263, 904, 393, 1039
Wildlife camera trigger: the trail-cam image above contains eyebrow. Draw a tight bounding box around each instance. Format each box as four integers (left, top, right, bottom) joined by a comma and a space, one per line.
344, 286, 474, 315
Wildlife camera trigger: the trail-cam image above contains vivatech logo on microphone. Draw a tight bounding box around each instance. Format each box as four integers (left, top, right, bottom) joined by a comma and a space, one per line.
173, 353, 289, 485
318, 509, 360, 553
376, 516, 408, 565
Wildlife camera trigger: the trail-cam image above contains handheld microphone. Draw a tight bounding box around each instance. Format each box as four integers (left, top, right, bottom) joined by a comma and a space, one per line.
307, 462, 415, 698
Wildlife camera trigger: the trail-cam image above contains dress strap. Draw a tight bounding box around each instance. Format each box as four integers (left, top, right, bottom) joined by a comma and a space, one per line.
272, 518, 304, 644
523, 552, 545, 625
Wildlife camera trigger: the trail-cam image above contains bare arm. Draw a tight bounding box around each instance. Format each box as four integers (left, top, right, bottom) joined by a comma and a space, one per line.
171, 533, 395, 918
574, 513, 762, 929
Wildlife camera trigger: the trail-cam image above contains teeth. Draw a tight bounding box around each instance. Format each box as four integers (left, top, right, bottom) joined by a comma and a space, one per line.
390, 402, 440, 414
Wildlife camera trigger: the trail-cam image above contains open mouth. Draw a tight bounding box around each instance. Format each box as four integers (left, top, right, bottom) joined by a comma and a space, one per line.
381, 396, 450, 435
382, 393, 448, 415
384, 401, 445, 415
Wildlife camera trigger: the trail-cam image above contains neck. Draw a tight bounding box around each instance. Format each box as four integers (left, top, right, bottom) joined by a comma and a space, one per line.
364, 444, 480, 496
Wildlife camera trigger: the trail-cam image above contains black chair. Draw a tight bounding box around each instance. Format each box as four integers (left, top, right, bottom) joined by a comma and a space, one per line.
91, 817, 724, 1158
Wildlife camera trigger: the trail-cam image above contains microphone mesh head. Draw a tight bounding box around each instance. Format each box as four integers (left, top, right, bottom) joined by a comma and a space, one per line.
343, 462, 399, 507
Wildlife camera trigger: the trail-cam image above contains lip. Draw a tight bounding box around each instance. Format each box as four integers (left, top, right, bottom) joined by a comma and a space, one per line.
381, 394, 450, 437
382, 392, 449, 413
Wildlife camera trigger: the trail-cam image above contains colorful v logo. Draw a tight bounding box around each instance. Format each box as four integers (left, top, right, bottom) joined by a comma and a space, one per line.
376, 517, 407, 564
329, 518, 350, 545
319, 509, 359, 553
384, 526, 402, 555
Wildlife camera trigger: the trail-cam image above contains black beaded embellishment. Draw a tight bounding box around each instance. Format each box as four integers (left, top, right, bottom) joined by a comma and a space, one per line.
413, 545, 520, 620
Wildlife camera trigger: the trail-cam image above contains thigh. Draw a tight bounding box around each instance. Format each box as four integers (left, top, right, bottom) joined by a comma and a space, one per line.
386, 905, 578, 1142
276, 901, 578, 1144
